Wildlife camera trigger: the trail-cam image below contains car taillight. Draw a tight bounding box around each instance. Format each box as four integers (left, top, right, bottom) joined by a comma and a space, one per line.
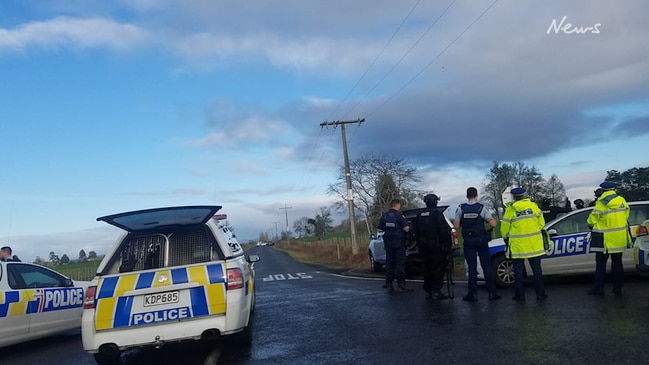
639, 226, 649, 237
84, 286, 97, 309
227, 268, 244, 290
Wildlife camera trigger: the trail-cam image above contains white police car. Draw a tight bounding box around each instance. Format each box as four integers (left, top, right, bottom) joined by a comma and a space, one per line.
81, 206, 259, 365
633, 219, 649, 272
0, 261, 90, 348
483, 201, 649, 287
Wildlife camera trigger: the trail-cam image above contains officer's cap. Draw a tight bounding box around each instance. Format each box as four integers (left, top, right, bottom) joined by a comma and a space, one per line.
423, 193, 439, 203
599, 181, 616, 190
511, 187, 526, 196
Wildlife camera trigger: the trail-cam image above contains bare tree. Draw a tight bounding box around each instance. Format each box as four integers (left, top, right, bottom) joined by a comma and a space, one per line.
327, 154, 421, 234
543, 174, 567, 206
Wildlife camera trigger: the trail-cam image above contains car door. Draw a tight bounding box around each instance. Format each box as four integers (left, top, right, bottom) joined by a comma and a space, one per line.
0, 263, 30, 344
7, 263, 85, 336
543, 210, 594, 275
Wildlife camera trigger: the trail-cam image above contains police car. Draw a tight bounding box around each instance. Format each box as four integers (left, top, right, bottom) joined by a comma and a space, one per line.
81, 206, 259, 365
481, 201, 649, 287
633, 219, 649, 272
368, 206, 458, 272
0, 261, 90, 348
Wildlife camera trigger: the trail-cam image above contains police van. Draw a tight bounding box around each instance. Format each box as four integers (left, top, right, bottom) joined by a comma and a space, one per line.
0, 261, 90, 348
81, 206, 259, 365
482, 201, 649, 287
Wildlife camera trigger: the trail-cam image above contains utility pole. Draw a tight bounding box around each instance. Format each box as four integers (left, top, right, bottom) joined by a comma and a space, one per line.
279, 203, 292, 245
273, 221, 280, 241
320, 118, 364, 255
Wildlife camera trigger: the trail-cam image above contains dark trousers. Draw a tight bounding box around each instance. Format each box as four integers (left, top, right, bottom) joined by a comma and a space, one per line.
420, 242, 447, 292
513, 256, 545, 298
464, 237, 496, 295
385, 242, 406, 284
593, 252, 623, 290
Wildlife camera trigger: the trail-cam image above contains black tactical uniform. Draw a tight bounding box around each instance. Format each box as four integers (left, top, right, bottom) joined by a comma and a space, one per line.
414, 194, 451, 300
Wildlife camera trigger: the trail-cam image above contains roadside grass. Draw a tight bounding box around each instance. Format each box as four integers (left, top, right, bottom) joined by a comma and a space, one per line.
274, 233, 468, 280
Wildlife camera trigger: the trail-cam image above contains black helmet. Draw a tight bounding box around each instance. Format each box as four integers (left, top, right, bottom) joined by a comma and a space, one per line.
423, 194, 439, 207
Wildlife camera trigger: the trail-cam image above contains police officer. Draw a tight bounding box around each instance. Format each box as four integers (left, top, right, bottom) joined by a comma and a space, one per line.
377, 198, 412, 293
0, 246, 21, 262
501, 187, 547, 301
586, 181, 631, 296
454, 187, 500, 302
588, 188, 604, 207
414, 194, 453, 300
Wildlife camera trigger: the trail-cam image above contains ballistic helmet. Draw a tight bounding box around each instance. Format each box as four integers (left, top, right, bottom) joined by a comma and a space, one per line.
423, 193, 439, 207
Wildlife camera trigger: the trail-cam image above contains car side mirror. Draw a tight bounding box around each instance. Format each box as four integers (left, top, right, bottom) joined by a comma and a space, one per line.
247, 254, 260, 263
64, 278, 74, 287
547, 228, 558, 237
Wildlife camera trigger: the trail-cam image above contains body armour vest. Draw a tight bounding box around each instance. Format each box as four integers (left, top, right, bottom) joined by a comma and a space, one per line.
460, 203, 485, 238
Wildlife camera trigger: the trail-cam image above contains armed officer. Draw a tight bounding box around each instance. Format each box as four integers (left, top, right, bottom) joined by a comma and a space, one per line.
414, 194, 452, 300
377, 198, 412, 293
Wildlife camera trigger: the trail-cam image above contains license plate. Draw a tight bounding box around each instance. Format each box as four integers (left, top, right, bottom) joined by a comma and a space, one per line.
143, 291, 180, 307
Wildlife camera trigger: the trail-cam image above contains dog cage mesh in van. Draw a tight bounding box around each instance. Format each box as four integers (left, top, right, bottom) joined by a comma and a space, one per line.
117, 229, 213, 272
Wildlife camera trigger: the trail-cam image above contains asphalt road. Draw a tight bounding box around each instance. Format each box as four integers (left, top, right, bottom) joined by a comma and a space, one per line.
3, 246, 649, 365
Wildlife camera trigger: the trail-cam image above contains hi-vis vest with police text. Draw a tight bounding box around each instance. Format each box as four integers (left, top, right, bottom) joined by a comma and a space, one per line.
501, 199, 546, 259
587, 190, 630, 254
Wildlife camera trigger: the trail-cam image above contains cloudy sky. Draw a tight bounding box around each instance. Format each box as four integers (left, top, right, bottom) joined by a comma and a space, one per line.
1, 0, 647, 262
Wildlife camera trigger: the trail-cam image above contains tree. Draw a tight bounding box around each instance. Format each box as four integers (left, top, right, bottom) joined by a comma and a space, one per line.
483, 161, 516, 215
293, 216, 314, 237
33, 256, 44, 265
543, 174, 567, 206
327, 154, 421, 235
79, 249, 87, 262
606, 167, 649, 201
60, 254, 70, 265
258, 231, 269, 243
88, 251, 97, 260
49, 251, 60, 265
313, 207, 333, 240
483, 161, 548, 215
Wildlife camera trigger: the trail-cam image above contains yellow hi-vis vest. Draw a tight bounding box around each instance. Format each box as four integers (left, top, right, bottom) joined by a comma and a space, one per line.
501, 199, 546, 259
587, 190, 630, 254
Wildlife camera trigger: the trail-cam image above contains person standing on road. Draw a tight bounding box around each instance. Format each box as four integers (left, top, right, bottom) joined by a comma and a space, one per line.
501, 187, 547, 302
454, 187, 501, 302
414, 194, 452, 300
586, 181, 631, 296
377, 198, 412, 293
0, 246, 21, 262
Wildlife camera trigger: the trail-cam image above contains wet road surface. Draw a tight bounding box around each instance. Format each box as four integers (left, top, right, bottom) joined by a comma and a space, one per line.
3, 245, 649, 365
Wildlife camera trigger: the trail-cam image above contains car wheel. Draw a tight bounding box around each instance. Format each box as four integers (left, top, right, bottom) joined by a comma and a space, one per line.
93, 353, 120, 365
492, 254, 515, 288
369, 252, 382, 272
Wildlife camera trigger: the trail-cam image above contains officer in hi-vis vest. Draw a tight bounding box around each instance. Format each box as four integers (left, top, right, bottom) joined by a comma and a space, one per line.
586, 181, 631, 296
501, 187, 547, 302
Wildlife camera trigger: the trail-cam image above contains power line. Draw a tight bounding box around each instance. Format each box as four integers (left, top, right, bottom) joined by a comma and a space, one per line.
324, 0, 422, 122
366, 0, 500, 119
341, 0, 458, 120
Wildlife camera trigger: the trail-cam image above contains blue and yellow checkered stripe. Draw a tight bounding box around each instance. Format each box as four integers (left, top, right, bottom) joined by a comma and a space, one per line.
94, 263, 227, 330
0, 289, 48, 318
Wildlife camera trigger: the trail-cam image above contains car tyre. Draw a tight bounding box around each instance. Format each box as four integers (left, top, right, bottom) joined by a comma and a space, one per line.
492, 254, 515, 288
369, 252, 382, 272
93, 353, 120, 365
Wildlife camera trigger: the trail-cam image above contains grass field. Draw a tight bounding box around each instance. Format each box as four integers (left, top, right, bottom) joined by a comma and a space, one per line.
52, 260, 101, 281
